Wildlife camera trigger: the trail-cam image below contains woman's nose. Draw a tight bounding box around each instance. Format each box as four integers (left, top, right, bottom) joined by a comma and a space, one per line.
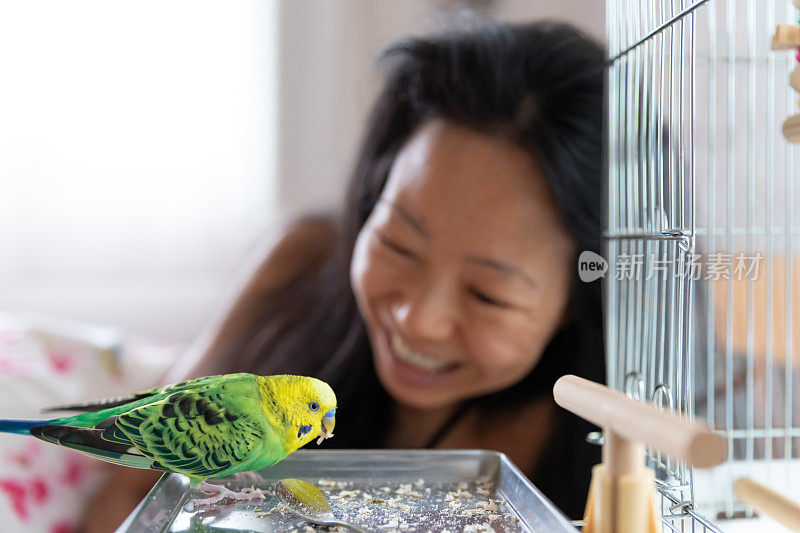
390, 281, 457, 340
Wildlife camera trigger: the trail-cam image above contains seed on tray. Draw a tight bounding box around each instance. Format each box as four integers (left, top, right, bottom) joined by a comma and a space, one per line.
463, 524, 497, 533
395, 483, 422, 498
331, 489, 360, 499
381, 518, 399, 528
444, 487, 472, 501
384, 496, 411, 510
476, 500, 499, 511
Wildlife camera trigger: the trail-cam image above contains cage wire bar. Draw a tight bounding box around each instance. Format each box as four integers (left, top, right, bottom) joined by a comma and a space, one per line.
605, 0, 800, 530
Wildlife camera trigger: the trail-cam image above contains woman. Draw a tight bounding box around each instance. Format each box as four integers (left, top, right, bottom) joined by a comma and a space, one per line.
84, 19, 605, 530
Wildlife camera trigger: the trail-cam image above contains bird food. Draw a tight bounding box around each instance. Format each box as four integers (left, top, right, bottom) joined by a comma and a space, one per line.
118, 449, 574, 532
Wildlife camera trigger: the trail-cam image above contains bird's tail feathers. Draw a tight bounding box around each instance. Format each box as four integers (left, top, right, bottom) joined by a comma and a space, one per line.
0, 419, 46, 435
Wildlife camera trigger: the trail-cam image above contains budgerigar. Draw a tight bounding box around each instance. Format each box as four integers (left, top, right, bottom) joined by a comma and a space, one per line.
0, 373, 337, 504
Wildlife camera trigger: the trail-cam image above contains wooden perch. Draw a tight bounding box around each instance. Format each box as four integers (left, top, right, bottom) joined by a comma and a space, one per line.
553, 375, 727, 533
554, 375, 727, 467
734, 478, 800, 532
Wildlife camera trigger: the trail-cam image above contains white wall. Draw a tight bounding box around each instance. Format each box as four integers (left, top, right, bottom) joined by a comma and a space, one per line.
0, 1, 278, 342
0, 0, 603, 344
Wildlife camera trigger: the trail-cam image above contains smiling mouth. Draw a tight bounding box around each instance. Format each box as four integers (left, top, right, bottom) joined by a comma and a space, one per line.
389, 332, 460, 373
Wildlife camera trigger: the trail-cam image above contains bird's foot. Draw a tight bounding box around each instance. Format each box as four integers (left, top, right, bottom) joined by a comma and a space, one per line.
189, 482, 267, 507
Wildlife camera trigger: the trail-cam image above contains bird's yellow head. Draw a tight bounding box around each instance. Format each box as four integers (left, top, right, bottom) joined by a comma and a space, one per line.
261, 375, 337, 451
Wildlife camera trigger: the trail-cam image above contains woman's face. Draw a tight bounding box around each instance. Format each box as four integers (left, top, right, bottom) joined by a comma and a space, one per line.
350, 120, 576, 409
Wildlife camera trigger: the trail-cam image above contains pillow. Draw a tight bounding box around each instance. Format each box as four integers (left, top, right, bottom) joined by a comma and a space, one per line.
0, 313, 178, 533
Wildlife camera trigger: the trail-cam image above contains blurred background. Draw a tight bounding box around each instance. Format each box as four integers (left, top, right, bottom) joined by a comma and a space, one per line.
0, 0, 603, 345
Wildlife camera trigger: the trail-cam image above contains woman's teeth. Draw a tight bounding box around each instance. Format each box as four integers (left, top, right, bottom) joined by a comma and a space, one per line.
390, 334, 455, 372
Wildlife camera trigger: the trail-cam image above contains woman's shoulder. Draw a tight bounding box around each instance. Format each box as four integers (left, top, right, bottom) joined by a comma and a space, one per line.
251, 214, 340, 291
273, 214, 339, 254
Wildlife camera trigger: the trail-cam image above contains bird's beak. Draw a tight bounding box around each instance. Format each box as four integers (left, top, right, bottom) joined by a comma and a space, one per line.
317, 408, 336, 445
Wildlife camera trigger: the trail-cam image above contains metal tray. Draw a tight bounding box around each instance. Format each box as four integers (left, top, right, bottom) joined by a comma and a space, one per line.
117, 449, 576, 533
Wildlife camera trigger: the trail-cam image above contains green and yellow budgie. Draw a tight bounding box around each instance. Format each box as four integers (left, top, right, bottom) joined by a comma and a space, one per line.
0, 373, 337, 504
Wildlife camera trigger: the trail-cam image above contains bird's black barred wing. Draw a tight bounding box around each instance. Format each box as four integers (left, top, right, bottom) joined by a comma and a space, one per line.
115, 387, 271, 480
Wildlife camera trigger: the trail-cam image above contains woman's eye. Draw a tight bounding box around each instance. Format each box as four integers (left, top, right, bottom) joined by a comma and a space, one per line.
308, 402, 320, 412
376, 234, 416, 259
469, 288, 512, 309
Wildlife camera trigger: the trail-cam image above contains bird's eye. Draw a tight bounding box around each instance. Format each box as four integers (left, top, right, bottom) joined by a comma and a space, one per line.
308, 402, 320, 412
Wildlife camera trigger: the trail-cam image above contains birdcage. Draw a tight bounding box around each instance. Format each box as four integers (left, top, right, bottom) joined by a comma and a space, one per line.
605, 0, 800, 530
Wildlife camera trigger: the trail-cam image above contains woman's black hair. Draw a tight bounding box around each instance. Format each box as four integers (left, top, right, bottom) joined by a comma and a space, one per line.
208, 20, 605, 519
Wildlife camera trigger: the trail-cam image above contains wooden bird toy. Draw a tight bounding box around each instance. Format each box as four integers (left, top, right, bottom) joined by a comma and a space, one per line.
772, 24, 800, 50
771, 17, 800, 142
784, 115, 800, 143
